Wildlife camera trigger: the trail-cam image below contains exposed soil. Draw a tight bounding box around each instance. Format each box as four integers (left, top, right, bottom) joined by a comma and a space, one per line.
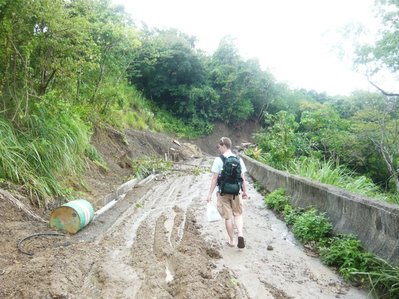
0, 122, 369, 298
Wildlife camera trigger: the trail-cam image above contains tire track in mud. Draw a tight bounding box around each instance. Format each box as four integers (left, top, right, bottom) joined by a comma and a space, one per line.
77, 158, 246, 298
76, 156, 368, 299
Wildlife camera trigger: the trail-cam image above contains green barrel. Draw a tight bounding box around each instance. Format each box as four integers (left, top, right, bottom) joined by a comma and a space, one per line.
49, 199, 94, 234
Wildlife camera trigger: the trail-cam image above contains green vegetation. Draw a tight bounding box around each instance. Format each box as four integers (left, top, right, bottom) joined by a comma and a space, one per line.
152, 107, 213, 138
0, 107, 93, 206
252, 111, 300, 169
287, 157, 381, 197
247, 94, 399, 204
131, 156, 173, 179
263, 188, 290, 212
320, 234, 376, 282
358, 258, 399, 299
1, 0, 399, 210
292, 208, 333, 244
264, 189, 399, 297
282, 204, 304, 226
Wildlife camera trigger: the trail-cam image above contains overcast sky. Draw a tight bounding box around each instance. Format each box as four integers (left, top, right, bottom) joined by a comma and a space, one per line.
112, 0, 378, 96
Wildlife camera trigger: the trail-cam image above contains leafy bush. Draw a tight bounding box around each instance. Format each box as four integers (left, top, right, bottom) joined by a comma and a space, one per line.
283, 204, 304, 226
264, 188, 290, 212
292, 208, 332, 244
320, 234, 376, 281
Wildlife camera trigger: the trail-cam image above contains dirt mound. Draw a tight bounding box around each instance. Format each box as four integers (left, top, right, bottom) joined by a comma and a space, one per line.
85, 126, 203, 206
188, 121, 260, 155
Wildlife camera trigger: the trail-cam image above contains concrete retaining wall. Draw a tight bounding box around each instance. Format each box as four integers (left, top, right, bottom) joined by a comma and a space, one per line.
241, 154, 399, 265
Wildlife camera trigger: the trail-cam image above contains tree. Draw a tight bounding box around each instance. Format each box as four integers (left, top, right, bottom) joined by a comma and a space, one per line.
354, 0, 399, 95
77, 0, 140, 112
209, 36, 254, 123
351, 94, 399, 192
128, 29, 208, 121
0, 0, 141, 123
348, 1, 399, 190
299, 102, 350, 163
254, 111, 300, 168
237, 58, 277, 122
0, 0, 145, 203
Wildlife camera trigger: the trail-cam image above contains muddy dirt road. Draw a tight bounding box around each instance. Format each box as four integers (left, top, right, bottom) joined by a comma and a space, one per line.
1, 156, 369, 298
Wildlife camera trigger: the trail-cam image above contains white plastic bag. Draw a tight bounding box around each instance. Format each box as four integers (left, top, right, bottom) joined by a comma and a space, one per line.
206, 202, 221, 222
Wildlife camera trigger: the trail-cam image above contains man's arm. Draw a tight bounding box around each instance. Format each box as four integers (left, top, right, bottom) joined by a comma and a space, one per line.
239, 157, 248, 199
206, 173, 219, 202
241, 173, 248, 199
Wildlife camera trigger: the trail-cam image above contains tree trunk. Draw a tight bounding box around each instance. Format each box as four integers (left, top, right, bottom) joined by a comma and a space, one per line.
394, 174, 399, 193
379, 143, 399, 192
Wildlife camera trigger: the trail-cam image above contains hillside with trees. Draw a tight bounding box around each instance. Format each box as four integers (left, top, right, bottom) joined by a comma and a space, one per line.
1, 0, 398, 207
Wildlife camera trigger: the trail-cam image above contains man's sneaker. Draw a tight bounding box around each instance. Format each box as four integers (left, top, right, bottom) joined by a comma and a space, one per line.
237, 236, 245, 248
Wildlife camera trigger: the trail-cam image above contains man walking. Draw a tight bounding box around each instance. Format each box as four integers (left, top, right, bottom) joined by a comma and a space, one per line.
206, 137, 248, 248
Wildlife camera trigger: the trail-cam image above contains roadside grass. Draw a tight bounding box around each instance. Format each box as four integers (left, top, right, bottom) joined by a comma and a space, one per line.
287, 157, 399, 205
0, 105, 100, 207
286, 156, 380, 197
264, 188, 399, 298
245, 148, 398, 205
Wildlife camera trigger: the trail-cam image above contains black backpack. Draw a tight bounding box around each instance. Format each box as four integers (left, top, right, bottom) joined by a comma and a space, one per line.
217, 155, 243, 195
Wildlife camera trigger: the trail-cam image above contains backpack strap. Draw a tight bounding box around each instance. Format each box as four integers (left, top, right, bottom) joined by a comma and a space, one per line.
220, 154, 226, 165
218, 155, 225, 194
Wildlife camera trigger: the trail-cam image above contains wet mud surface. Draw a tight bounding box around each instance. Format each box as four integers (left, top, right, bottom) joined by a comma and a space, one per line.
0, 156, 369, 298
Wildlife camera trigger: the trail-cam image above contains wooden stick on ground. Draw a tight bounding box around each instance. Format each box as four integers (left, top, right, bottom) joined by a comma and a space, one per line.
0, 189, 47, 223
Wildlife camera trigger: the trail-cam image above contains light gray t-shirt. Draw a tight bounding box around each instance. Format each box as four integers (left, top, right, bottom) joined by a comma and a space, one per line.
211, 151, 247, 174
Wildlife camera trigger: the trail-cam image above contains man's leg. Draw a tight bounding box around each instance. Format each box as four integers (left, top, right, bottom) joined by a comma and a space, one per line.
218, 194, 235, 246
235, 214, 245, 248
233, 198, 245, 248
225, 218, 235, 245
234, 214, 243, 237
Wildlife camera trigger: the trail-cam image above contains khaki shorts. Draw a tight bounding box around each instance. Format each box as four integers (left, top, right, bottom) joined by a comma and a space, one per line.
217, 192, 243, 219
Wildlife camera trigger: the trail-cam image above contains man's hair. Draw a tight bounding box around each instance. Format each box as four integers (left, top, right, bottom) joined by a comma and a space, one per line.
219, 137, 232, 149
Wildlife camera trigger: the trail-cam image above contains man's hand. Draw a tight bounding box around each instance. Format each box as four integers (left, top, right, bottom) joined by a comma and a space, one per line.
206, 194, 212, 203
242, 191, 248, 199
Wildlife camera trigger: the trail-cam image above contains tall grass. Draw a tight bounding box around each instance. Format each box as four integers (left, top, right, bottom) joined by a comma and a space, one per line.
286, 156, 381, 198
0, 118, 52, 205
0, 103, 92, 207
28, 104, 90, 173
357, 257, 399, 298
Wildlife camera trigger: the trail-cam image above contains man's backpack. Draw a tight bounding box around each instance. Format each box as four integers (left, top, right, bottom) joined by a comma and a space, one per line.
217, 155, 243, 195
